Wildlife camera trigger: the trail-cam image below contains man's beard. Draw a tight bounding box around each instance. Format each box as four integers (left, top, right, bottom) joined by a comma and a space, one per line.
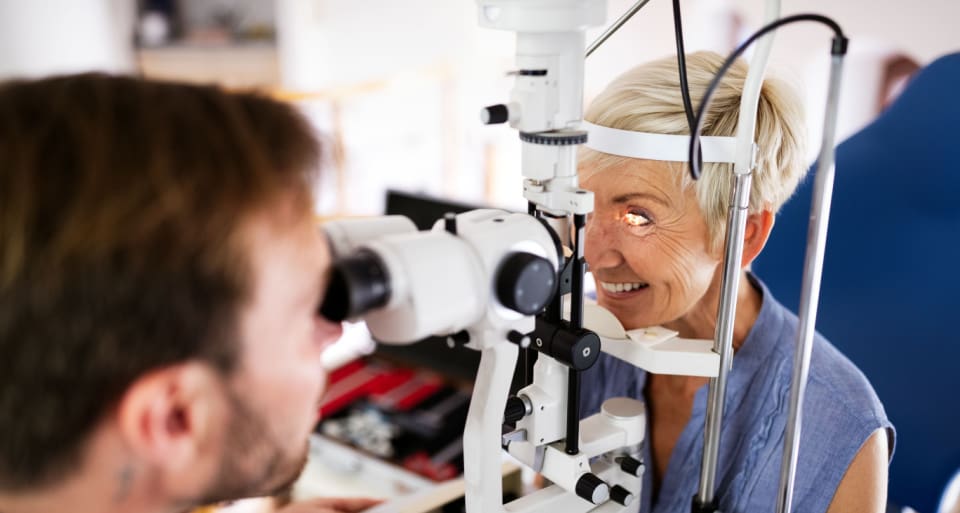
192, 387, 311, 505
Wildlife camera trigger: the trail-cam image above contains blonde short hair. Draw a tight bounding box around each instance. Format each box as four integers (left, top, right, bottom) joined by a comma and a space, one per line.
579, 51, 807, 247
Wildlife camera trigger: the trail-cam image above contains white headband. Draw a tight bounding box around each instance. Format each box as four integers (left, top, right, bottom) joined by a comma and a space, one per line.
582, 121, 739, 164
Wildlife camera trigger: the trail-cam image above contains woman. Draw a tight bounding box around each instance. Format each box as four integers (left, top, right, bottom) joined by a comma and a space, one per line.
578, 52, 893, 513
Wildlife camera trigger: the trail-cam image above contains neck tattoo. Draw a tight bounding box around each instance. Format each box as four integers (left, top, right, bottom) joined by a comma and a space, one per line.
114, 464, 134, 503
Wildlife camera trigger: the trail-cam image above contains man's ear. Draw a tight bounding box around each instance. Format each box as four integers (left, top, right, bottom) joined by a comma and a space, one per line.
741, 209, 775, 268
114, 362, 225, 475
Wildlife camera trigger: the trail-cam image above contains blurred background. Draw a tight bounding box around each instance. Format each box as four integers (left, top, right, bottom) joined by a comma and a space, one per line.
2, 1, 958, 512
2, 0, 957, 216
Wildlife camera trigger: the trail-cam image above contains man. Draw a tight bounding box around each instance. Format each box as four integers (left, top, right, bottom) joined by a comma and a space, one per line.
0, 74, 376, 513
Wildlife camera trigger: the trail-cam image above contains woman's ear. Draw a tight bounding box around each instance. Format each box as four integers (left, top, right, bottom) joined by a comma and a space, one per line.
741, 209, 775, 268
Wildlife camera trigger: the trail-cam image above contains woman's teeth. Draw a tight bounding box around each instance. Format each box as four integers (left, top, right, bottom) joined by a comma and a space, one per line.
600, 281, 648, 293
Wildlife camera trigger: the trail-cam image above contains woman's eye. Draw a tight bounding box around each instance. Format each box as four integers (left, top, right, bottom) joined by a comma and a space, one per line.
623, 210, 652, 227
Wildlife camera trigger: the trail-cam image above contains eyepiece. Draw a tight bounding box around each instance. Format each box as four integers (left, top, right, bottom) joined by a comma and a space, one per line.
319, 248, 392, 322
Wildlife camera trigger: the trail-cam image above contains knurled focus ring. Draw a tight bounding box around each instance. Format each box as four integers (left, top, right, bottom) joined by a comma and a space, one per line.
519, 130, 588, 146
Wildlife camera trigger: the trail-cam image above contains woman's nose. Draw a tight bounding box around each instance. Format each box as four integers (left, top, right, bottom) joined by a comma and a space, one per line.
584, 217, 624, 270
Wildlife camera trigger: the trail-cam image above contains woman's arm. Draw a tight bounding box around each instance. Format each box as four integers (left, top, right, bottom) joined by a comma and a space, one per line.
826, 428, 890, 513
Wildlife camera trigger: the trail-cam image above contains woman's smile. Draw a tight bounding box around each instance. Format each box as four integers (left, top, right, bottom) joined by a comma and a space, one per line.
596, 279, 651, 300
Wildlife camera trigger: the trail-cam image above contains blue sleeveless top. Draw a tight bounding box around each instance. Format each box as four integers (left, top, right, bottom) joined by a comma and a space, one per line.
580, 274, 894, 513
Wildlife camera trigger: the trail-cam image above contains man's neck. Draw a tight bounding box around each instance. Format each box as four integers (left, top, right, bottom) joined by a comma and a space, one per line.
0, 431, 175, 513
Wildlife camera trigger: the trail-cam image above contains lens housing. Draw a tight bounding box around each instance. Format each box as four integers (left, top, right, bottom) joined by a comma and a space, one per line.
319, 248, 391, 322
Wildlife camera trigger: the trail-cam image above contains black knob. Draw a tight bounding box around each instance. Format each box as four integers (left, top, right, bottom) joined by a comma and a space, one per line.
550, 328, 600, 371
507, 330, 531, 348
481, 104, 510, 125
504, 396, 529, 423
447, 330, 470, 348
496, 252, 557, 315
575, 473, 609, 505
619, 455, 643, 477
444, 212, 457, 234
610, 485, 633, 506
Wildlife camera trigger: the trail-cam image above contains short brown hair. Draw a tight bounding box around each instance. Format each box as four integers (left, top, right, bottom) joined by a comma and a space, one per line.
0, 74, 320, 490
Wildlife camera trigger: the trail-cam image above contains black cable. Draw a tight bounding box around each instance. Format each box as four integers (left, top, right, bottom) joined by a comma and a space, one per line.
687, 14, 847, 181
672, 0, 704, 176
672, 0, 697, 131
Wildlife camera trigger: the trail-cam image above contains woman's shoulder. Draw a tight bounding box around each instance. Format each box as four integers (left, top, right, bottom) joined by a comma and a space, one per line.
736, 284, 893, 512
756, 285, 886, 417
754, 285, 894, 489
766, 292, 888, 427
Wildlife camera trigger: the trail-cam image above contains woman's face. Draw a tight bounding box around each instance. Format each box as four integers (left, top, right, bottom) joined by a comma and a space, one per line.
581, 159, 722, 331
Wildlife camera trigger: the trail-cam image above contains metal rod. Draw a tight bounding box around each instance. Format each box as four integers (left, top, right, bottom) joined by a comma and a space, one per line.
695, 1, 780, 506
570, 214, 586, 328
523, 201, 540, 388
565, 213, 587, 455
775, 54, 845, 513
585, 0, 653, 58
696, 171, 752, 506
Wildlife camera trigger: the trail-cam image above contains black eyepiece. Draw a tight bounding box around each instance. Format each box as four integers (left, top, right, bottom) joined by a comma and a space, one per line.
319, 249, 391, 322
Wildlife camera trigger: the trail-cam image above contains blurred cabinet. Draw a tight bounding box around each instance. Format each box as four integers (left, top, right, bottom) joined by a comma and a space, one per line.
137, 44, 279, 89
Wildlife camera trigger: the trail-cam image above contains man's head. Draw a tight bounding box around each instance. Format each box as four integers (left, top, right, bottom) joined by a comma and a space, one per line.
0, 74, 340, 506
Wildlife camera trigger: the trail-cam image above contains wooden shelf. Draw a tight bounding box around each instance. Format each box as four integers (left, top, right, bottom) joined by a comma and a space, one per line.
137, 43, 279, 89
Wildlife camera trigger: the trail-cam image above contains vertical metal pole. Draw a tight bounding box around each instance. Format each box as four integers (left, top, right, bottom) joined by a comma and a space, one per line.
566, 213, 587, 455
523, 201, 540, 388
695, 3, 779, 509
775, 54, 845, 513
696, 172, 752, 509
570, 214, 586, 328
566, 370, 581, 455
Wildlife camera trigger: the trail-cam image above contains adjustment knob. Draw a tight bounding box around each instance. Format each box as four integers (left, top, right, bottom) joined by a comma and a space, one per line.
446, 330, 470, 348
575, 473, 610, 505
444, 212, 457, 234
480, 104, 510, 125
507, 330, 531, 348
496, 252, 557, 315
503, 396, 530, 424
610, 485, 634, 506
618, 455, 643, 477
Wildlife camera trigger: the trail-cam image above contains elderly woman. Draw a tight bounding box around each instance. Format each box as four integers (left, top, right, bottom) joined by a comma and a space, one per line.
578, 52, 893, 513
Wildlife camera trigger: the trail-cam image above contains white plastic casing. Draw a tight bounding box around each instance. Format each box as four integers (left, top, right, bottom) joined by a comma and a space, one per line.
569, 296, 720, 377
362, 231, 487, 344
516, 356, 569, 446
324, 216, 418, 258
351, 210, 559, 345
477, 0, 605, 218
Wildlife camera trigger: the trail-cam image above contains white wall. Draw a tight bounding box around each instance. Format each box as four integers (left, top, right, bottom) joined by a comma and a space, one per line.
276, 0, 490, 91
731, 0, 960, 67
585, 0, 959, 98
0, 0, 134, 79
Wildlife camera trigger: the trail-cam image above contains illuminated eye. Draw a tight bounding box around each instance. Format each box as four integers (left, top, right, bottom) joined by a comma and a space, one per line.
623, 211, 652, 227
